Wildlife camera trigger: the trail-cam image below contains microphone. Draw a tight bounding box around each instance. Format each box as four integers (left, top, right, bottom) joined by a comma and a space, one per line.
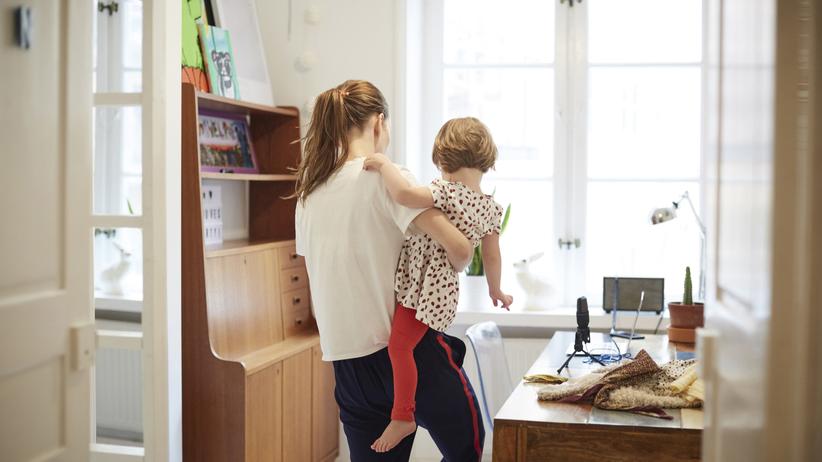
559, 296, 605, 374
576, 297, 591, 343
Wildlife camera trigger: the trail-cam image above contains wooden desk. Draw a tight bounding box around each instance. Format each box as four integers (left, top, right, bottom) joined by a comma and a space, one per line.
493, 332, 702, 462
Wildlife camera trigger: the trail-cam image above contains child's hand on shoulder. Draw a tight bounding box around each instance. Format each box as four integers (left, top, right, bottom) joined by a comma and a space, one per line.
490, 289, 513, 311
363, 153, 390, 172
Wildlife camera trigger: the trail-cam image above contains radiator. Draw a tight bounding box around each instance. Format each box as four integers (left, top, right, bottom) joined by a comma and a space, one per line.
96, 346, 143, 441
501, 337, 550, 385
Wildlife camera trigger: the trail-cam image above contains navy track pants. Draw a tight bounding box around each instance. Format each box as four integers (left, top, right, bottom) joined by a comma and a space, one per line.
332, 329, 485, 461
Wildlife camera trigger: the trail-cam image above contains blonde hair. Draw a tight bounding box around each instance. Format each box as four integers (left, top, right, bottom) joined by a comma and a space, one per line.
292, 80, 388, 200
432, 117, 498, 173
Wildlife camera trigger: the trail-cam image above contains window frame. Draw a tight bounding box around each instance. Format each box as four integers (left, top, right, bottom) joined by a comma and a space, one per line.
411, 0, 706, 307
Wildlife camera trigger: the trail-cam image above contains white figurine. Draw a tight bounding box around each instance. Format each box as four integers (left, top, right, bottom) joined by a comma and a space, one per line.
99, 241, 132, 296
513, 252, 554, 311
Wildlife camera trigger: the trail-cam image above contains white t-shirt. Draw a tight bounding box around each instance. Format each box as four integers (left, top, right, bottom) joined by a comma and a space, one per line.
295, 158, 425, 361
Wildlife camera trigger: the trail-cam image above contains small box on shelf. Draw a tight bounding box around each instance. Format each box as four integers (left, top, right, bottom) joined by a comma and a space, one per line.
202, 184, 223, 246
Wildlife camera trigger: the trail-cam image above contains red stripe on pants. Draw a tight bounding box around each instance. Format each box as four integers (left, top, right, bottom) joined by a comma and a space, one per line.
436, 334, 482, 459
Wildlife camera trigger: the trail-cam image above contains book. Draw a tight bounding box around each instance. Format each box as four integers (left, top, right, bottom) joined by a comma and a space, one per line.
197, 110, 258, 173
198, 23, 240, 99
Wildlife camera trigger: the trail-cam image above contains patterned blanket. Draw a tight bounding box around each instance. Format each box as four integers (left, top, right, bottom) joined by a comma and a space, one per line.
537, 350, 702, 419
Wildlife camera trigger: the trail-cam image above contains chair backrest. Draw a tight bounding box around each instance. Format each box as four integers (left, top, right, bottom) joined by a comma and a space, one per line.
465, 321, 514, 430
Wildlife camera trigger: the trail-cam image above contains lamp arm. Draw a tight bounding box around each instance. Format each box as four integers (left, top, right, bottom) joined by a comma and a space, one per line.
680, 191, 707, 301
680, 192, 707, 238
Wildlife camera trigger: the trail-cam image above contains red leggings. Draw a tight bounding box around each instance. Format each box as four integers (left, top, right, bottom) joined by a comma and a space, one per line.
387, 303, 430, 422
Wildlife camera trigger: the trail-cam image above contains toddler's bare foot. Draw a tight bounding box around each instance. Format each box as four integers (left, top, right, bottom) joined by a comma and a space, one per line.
371, 419, 417, 453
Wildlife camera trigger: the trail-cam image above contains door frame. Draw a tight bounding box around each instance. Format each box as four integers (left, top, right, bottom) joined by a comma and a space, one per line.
142, 0, 182, 460
764, 0, 822, 459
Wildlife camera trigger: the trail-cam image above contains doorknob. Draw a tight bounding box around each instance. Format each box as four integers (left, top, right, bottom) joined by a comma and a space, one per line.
557, 238, 581, 250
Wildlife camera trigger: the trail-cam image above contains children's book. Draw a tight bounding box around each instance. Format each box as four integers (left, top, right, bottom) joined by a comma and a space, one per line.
198, 23, 240, 100
197, 110, 258, 173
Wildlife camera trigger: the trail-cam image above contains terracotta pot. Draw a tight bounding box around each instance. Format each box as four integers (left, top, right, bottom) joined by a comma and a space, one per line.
668, 326, 697, 344
668, 302, 704, 328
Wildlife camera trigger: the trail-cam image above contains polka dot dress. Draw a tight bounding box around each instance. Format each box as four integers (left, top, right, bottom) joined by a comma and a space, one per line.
395, 179, 504, 332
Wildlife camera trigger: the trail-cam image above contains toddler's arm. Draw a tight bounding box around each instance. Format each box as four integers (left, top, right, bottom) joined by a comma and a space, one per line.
413, 209, 473, 271
481, 232, 513, 310
363, 153, 434, 209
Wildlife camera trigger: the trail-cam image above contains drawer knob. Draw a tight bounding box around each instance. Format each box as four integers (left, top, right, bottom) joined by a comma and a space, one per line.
296, 319, 303, 325
293, 297, 301, 304
291, 275, 299, 282
290, 253, 298, 260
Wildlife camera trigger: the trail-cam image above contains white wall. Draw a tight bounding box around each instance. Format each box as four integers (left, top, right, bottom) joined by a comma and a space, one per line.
255, 0, 404, 158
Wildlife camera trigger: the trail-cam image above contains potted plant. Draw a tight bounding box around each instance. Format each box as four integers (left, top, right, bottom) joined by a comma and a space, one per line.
667, 266, 704, 343
461, 204, 511, 311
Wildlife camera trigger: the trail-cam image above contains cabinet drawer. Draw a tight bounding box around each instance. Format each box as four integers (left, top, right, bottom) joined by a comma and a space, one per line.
279, 267, 308, 291
283, 307, 311, 337
278, 245, 304, 270
281, 288, 310, 313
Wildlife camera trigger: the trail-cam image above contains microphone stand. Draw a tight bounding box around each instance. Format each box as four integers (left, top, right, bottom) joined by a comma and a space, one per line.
557, 327, 605, 375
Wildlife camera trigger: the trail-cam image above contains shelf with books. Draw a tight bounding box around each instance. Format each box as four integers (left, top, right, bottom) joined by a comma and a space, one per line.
200, 172, 297, 182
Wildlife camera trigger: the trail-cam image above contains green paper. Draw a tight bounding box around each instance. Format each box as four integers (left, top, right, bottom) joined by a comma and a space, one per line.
182, 0, 204, 68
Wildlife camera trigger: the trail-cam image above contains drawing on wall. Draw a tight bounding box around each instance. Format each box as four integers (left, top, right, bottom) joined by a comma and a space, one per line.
198, 24, 240, 99
212, 0, 274, 105
197, 110, 258, 173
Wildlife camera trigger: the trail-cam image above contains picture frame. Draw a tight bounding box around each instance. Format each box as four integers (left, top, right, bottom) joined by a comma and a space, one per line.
197, 110, 258, 173
198, 23, 240, 100
212, 0, 274, 106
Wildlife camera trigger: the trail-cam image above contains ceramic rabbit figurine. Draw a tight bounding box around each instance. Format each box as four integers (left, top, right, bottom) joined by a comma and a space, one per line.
513, 252, 554, 311
99, 241, 132, 296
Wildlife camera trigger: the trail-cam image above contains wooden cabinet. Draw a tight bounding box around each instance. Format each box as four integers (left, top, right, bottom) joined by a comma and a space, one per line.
312, 346, 339, 462
283, 350, 313, 461
182, 84, 338, 462
246, 364, 283, 462
205, 249, 283, 358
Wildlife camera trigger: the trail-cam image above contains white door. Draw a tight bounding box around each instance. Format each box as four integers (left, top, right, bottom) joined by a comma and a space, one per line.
700, 0, 775, 460
701, 0, 820, 460
0, 1, 94, 461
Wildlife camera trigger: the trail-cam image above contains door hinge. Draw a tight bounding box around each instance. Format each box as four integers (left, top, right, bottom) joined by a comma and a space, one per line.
70, 322, 96, 371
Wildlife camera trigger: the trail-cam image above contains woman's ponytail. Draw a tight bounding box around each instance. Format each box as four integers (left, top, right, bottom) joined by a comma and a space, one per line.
292, 80, 388, 200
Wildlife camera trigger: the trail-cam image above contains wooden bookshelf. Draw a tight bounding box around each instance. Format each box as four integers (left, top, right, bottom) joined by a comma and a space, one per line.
182, 84, 338, 462
200, 172, 297, 182
196, 89, 299, 117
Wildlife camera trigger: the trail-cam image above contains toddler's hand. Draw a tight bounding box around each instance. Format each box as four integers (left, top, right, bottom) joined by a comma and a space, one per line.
490, 290, 513, 311
363, 153, 390, 171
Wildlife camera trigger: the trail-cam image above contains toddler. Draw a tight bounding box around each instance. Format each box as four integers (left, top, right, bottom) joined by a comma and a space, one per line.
363, 117, 513, 452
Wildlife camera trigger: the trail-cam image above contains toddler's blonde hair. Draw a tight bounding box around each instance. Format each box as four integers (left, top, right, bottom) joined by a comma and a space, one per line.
432, 117, 498, 173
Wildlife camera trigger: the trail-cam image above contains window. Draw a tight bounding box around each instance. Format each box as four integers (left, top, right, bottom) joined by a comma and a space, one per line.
92, 0, 146, 454
410, 0, 703, 307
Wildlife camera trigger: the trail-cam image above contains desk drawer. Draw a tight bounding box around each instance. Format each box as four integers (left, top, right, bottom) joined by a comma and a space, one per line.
278, 245, 304, 270
283, 307, 311, 337
279, 267, 308, 291
281, 288, 310, 313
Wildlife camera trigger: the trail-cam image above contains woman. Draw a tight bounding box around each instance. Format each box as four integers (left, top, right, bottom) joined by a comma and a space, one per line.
294, 80, 485, 461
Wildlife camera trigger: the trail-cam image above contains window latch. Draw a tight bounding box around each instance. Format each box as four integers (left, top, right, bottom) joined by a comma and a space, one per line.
98, 1, 119, 16
558, 238, 581, 250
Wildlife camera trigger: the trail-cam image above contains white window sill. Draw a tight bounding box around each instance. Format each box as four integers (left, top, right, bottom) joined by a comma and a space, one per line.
454, 305, 669, 332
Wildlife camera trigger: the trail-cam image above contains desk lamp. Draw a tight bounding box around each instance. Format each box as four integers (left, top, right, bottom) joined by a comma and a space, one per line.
649, 191, 706, 301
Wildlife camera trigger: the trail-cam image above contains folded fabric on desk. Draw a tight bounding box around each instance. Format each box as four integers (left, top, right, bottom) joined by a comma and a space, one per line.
537, 350, 702, 419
